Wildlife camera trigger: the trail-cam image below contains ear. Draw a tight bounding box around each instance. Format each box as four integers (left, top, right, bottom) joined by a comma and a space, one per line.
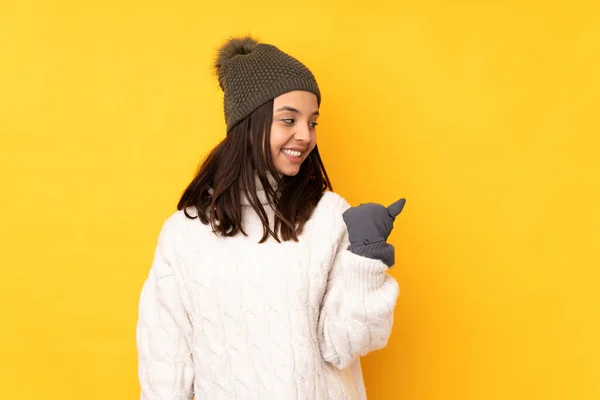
387, 198, 406, 220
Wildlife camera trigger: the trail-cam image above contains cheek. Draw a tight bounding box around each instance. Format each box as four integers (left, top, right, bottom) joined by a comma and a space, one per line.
269, 127, 287, 154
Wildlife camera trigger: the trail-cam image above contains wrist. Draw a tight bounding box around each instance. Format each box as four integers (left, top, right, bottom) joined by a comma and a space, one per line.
348, 235, 386, 247
342, 250, 389, 294
347, 242, 395, 267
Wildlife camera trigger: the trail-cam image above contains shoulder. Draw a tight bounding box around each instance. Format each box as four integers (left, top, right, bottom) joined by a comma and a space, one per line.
309, 191, 352, 237
160, 207, 194, 231
156, 207, 207, 247
316, 190, 352, 215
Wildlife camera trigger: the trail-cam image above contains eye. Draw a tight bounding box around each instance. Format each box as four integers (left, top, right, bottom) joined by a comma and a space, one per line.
309, 121, 319, 129
281, 119, 295, 125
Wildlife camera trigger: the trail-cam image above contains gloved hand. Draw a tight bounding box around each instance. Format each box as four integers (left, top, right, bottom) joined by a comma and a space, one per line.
342, 198, 406, 267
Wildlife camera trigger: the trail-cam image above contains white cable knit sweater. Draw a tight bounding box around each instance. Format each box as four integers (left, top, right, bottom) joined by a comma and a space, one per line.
136, 176, 400, 399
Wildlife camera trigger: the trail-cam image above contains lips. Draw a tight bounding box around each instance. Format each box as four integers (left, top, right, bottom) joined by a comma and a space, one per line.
281, 148, 302, 157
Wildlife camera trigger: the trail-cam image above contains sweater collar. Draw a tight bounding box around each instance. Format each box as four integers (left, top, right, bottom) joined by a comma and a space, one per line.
241, 171, 281, 206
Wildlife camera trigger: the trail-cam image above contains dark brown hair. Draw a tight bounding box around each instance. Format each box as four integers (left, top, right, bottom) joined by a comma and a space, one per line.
177, 99, 332, 243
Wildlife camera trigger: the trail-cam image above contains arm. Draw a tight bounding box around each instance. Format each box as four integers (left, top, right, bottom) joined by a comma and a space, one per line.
317, 198, 400, 370
136, 218, 194, 400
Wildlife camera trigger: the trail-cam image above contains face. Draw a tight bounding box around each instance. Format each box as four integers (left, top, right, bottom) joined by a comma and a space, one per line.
269, 91, 319, 176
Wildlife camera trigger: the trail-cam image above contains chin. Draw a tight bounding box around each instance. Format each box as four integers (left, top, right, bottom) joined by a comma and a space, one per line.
275, 164, 301, 177
279, 168, 301, 177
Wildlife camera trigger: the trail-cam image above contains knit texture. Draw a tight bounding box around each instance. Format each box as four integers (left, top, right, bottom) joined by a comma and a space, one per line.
217, 41, 321, 132
136, 176, 399, 399
348, 241, 396, 268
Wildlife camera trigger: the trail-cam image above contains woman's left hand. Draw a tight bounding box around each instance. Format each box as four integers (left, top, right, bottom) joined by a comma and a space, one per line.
342, 198, 406, 267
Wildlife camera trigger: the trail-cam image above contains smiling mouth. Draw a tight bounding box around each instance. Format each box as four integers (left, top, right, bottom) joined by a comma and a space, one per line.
281, 148, 303, 157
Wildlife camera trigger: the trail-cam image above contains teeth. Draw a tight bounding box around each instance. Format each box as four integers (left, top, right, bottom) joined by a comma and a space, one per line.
282, 149, 302, 157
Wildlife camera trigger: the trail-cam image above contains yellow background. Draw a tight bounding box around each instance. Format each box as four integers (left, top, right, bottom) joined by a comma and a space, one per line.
1, 0, 599, 399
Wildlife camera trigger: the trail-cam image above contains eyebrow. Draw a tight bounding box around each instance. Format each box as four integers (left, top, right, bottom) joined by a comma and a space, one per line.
275, 106, 319, 116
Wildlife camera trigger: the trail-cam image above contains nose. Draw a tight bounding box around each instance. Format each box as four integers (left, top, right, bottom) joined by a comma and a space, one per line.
293, 123, 311, 143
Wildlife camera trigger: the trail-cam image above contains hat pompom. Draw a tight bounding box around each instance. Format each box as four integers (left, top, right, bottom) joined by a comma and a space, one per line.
214, 36, 260, 75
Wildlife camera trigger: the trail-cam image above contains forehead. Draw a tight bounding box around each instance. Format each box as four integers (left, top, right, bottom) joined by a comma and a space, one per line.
273, 91, 319, 111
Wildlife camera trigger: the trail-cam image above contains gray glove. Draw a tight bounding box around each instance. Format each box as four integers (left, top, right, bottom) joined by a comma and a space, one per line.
342, 198, 406, 267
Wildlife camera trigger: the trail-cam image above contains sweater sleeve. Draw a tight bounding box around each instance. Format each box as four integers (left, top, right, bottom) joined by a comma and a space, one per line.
317, 196, 400, 370
136, 218, 195, 400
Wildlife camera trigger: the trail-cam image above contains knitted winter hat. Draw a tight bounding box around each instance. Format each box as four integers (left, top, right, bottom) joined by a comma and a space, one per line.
214, 36, 321, 132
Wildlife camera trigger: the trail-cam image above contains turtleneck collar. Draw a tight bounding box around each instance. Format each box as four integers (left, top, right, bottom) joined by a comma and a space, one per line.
241, 171, 281, 206
208, 171, 282, 206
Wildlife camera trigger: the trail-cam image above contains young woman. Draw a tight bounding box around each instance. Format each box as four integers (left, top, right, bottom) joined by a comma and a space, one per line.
136, 36, 406, 399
